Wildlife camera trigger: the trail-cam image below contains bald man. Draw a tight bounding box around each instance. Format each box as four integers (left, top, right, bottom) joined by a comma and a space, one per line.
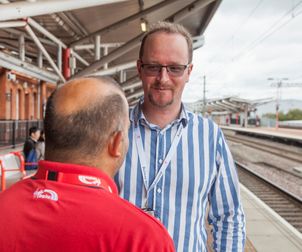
0, 77, 175, 252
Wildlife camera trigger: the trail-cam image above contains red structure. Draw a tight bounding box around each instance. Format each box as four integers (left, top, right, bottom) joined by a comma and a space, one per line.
0, 68, 55, 120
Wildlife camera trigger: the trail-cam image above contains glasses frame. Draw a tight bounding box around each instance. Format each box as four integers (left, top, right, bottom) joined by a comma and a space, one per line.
140, 60, 190, 77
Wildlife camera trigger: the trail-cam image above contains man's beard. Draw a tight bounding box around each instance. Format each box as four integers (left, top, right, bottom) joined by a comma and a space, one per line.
148, 83, 174, 108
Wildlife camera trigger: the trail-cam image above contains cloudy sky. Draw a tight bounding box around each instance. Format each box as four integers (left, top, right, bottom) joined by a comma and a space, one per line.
183, 0, 302, 103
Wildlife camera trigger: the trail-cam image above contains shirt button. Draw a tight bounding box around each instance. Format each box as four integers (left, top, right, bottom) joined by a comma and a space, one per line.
159, 159, 163, 164
157, 188, 161, 194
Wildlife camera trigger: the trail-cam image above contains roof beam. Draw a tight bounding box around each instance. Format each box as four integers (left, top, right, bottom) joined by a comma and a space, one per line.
25, 24, 66, 82
197, 0, 222, 35
0, 20, 27, 28
0, 50, 59, 83
70, 0, 178, 47
27, 18, 89, 66
127, 89, 144, 102
167, 0, 216, 23
91, 61, 136, 76
0, 0, 127, 22
72, 0, 213, 78
72, 33, 145, 78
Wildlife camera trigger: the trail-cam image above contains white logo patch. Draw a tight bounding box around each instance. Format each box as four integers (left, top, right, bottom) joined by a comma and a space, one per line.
34, 189, 58, 201
78, 175, 101, 186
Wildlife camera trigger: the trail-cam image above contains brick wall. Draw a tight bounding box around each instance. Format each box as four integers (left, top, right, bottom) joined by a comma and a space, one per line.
0, 68, 56, 120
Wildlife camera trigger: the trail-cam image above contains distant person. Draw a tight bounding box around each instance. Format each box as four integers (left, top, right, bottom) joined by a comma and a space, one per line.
23, 126, 40, 170
36, 130, 45, 160
0, 77, 175, 252
115, 21, 246, 251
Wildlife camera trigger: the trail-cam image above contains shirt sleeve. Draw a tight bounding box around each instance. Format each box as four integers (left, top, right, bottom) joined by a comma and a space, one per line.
208, 128, 246, 251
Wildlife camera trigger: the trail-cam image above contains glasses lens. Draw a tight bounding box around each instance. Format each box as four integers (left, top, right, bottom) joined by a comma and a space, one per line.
142, 63, 188, 77
144, 64, 161, 75
167, 65, 186, 76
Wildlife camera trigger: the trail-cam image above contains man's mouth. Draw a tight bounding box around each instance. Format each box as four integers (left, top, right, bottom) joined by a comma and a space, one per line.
153, 86, 171, 90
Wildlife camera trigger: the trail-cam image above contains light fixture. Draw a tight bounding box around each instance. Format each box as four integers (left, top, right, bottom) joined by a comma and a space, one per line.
140, 18, 147, 32
23, 82, 28, 89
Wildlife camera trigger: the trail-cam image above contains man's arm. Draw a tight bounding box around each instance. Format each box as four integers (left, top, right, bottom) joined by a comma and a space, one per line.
208, 128, 246, 251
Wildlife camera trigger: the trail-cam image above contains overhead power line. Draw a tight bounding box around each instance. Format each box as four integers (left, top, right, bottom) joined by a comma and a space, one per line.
206, 0, 302, 79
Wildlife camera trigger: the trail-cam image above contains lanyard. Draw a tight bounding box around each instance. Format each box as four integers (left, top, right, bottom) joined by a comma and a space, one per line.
134, 122, 184, 196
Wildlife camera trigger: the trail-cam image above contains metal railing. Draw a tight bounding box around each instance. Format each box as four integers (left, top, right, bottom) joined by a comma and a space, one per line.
0, 120, 43, 149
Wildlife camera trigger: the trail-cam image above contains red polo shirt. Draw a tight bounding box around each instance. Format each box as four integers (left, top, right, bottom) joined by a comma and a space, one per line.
0, 161, 175, 252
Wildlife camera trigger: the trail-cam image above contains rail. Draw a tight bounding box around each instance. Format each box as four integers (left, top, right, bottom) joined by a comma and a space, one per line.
237, 161, 302, 233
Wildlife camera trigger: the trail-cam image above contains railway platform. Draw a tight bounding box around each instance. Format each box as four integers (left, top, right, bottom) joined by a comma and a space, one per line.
241, 184, 302, 252
221, 125, 302, 143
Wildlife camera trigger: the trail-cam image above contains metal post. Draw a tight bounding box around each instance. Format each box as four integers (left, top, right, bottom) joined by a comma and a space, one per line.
12, 120, 16, 148
119, 70, 124, 83
19, 34, 25, 61
57, 45, 62, 72
103, 46, 108, 69
95, 35, 101, 61
63, 48, 71, 79
244, 105, 248, 128
37, 49, 43, 68
275, 82, 281, 129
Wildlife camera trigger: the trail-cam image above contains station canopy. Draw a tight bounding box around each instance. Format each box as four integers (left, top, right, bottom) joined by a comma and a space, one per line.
0, 0, 222, 104
186, 96, 273, 115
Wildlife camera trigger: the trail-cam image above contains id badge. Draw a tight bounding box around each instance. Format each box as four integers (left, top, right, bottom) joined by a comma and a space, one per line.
142, 208, 156, 218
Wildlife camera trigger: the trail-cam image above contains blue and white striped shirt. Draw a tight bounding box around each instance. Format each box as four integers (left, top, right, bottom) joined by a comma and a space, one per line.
115, 102, 246, 251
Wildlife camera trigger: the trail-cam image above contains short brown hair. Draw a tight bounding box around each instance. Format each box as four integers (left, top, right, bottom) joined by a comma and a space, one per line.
139, 21, 193, 63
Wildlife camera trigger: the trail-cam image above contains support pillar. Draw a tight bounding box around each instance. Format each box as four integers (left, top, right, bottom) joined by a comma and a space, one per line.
63, 48, 71, 80
95, 35, 101, 61
19, 34, 25, 61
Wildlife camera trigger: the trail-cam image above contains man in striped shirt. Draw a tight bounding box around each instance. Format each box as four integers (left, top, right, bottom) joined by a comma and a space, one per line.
115, 21, 246, 251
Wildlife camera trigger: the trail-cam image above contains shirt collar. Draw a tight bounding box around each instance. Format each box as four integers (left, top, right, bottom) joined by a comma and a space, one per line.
35, 160, 118, 194
130, 98, 188, 128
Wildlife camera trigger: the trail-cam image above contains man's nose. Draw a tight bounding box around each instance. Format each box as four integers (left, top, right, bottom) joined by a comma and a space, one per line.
157, 66, 170, 82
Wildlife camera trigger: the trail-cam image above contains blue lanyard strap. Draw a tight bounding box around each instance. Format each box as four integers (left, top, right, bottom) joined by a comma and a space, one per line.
134, 123, 184, 201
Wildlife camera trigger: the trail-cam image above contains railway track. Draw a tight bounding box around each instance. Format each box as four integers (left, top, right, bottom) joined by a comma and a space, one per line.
236, 162, 302, 233
225, 133, 302, 164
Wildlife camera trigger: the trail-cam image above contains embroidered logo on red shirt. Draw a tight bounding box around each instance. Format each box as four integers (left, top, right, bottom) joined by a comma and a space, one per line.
33, 189, 58, 201
78, 175, 101, 186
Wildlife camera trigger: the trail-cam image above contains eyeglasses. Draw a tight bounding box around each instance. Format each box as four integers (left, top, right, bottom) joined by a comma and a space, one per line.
140, 61, 189, 77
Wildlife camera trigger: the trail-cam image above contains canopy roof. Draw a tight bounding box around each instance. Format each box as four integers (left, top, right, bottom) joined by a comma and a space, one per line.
0, 0, 222, 103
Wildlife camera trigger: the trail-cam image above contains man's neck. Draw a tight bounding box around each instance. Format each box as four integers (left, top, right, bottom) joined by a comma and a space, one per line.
141, 102, 182, 129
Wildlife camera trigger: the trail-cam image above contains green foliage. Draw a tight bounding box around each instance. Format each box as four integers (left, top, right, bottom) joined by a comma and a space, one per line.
262, 109, 302, 121
262, 112, 279, 119
284, 109, 302, 120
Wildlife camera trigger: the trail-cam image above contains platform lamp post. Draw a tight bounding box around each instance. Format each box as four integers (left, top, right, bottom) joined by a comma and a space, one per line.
267, 77, 288, 129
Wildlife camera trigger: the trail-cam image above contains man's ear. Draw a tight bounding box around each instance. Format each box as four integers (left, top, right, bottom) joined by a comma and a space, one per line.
108, 131, 123, 158
185, 63, 193, 83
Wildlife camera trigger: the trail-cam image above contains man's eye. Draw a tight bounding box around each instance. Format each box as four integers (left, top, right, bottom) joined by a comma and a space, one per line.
147, 65, 160, 71
169, 66, 183, 72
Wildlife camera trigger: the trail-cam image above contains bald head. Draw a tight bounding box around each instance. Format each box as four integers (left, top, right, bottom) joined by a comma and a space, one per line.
53, 77, 123, 116
44, 76, 128, 164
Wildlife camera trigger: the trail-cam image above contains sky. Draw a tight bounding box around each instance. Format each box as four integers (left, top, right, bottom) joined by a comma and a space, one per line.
183, 0, 302, 103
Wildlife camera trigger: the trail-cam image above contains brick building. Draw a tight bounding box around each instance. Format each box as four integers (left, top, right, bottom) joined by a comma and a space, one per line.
0, 67, 56, 121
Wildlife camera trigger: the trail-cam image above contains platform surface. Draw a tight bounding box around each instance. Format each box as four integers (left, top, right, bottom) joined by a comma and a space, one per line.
241, 184, 302, 252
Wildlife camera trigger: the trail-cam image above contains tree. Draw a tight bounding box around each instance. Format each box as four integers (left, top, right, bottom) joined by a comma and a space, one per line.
285, 109, 302, 120
262, 109, 302, 121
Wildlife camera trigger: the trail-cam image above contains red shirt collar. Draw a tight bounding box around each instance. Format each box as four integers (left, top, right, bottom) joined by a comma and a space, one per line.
34, 160, 118, 195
